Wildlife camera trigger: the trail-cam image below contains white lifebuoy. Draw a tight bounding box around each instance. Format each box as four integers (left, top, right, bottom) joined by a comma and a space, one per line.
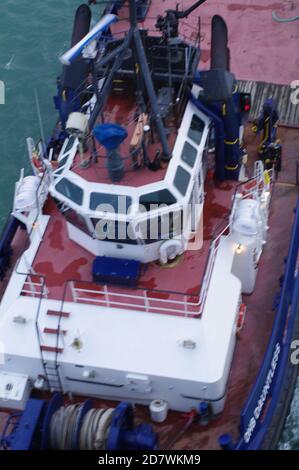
159, 239, 184, 265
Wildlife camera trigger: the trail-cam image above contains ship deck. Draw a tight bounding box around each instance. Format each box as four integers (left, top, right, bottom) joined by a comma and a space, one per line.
1, 126, 299, 449
29, 169, 236, 309
112, 0, 299, 86
51, 127, 299, 449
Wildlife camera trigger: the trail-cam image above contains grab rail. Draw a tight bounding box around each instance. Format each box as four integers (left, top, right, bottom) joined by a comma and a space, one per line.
69, 279, 200, 318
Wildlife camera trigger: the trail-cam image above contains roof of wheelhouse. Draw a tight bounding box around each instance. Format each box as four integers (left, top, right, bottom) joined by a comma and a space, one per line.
50, 86, 210, 220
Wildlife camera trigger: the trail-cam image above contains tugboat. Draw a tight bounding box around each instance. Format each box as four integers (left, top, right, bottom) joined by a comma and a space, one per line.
0, 0, 299, 451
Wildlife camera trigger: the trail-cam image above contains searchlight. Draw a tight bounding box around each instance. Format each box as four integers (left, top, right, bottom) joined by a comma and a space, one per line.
60, 14, 118, 66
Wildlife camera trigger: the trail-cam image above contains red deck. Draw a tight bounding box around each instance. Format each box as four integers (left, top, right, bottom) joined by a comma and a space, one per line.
72, 94, 173, 187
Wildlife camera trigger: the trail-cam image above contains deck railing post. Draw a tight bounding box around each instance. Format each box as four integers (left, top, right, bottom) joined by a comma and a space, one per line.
104, 284, 110, 307
70, 280, 77, 303
184, 295, 188, 317
143, 290, 150, 313
27, 275, 36, 298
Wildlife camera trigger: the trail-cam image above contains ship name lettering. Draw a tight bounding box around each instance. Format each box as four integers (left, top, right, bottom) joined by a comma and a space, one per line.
243, 342, 280, 444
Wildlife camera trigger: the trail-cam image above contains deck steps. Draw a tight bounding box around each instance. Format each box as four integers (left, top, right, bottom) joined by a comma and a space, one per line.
40, 345, 63, 354
43, 327, 67, 335
46, 309, 70, 318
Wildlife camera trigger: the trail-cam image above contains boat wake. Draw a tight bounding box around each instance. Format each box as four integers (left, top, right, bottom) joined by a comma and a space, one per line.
4, 54, 15, 70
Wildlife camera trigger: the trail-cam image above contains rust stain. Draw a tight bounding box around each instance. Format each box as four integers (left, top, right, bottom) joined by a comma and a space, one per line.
48, 219, 64, 250
35, 258, 88, 287
139, 277, 158, 290
185, 286, 200, 296
228, 3, 282, 12
200, 49, 210, 63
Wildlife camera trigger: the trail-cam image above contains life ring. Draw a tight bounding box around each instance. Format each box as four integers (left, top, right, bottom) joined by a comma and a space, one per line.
159, 239, 184, 265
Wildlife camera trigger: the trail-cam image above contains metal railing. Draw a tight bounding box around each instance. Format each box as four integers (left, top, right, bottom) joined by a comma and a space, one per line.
21, 275, 48, 298
69, 280, 200, 317
198, 222, 230, 315
197, 162, 273, 318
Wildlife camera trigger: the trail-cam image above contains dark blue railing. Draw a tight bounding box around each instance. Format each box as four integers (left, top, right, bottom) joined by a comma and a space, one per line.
235, 197, 299, 449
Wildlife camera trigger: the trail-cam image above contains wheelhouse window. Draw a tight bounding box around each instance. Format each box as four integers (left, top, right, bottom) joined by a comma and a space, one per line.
90, 193, 132, 214
139, 189, 176, 212
63, 135, 76, 154
188, 114, 205, 145
55, 178, 83, 205
138, 210, 183, 244
63, 208, 90, 235
173, 166, 191, 196
181, 141, 197, 168
58, 156, 68, 169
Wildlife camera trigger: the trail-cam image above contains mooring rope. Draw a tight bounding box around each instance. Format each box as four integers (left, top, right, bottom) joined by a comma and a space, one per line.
49, 405, 115, 450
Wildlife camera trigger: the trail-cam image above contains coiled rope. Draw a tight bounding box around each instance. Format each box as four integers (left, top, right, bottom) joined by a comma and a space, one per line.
49, 404, 115, 450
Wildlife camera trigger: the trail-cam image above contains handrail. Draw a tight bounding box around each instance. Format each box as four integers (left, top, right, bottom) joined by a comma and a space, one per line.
68, 279, 201, 317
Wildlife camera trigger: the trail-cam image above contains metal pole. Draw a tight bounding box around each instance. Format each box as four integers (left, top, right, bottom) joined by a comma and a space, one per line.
89, 29, 133, 130
129, 0, 138, 28
34, 89, 45, 149
134, 29, 171, 159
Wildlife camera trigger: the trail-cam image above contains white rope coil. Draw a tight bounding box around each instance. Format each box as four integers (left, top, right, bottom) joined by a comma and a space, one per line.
49, 405, 115, 450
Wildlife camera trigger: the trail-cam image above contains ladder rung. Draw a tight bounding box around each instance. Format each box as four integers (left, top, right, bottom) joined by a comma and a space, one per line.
47, 310, 70, 318
41, 345, 63, 353
43, 327, 67, 335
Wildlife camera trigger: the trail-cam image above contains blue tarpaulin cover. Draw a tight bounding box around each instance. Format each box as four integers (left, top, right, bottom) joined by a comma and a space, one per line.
93, 124, 128, 150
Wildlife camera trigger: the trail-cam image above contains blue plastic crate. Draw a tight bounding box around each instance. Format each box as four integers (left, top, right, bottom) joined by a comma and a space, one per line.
92, 256, 141, 287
